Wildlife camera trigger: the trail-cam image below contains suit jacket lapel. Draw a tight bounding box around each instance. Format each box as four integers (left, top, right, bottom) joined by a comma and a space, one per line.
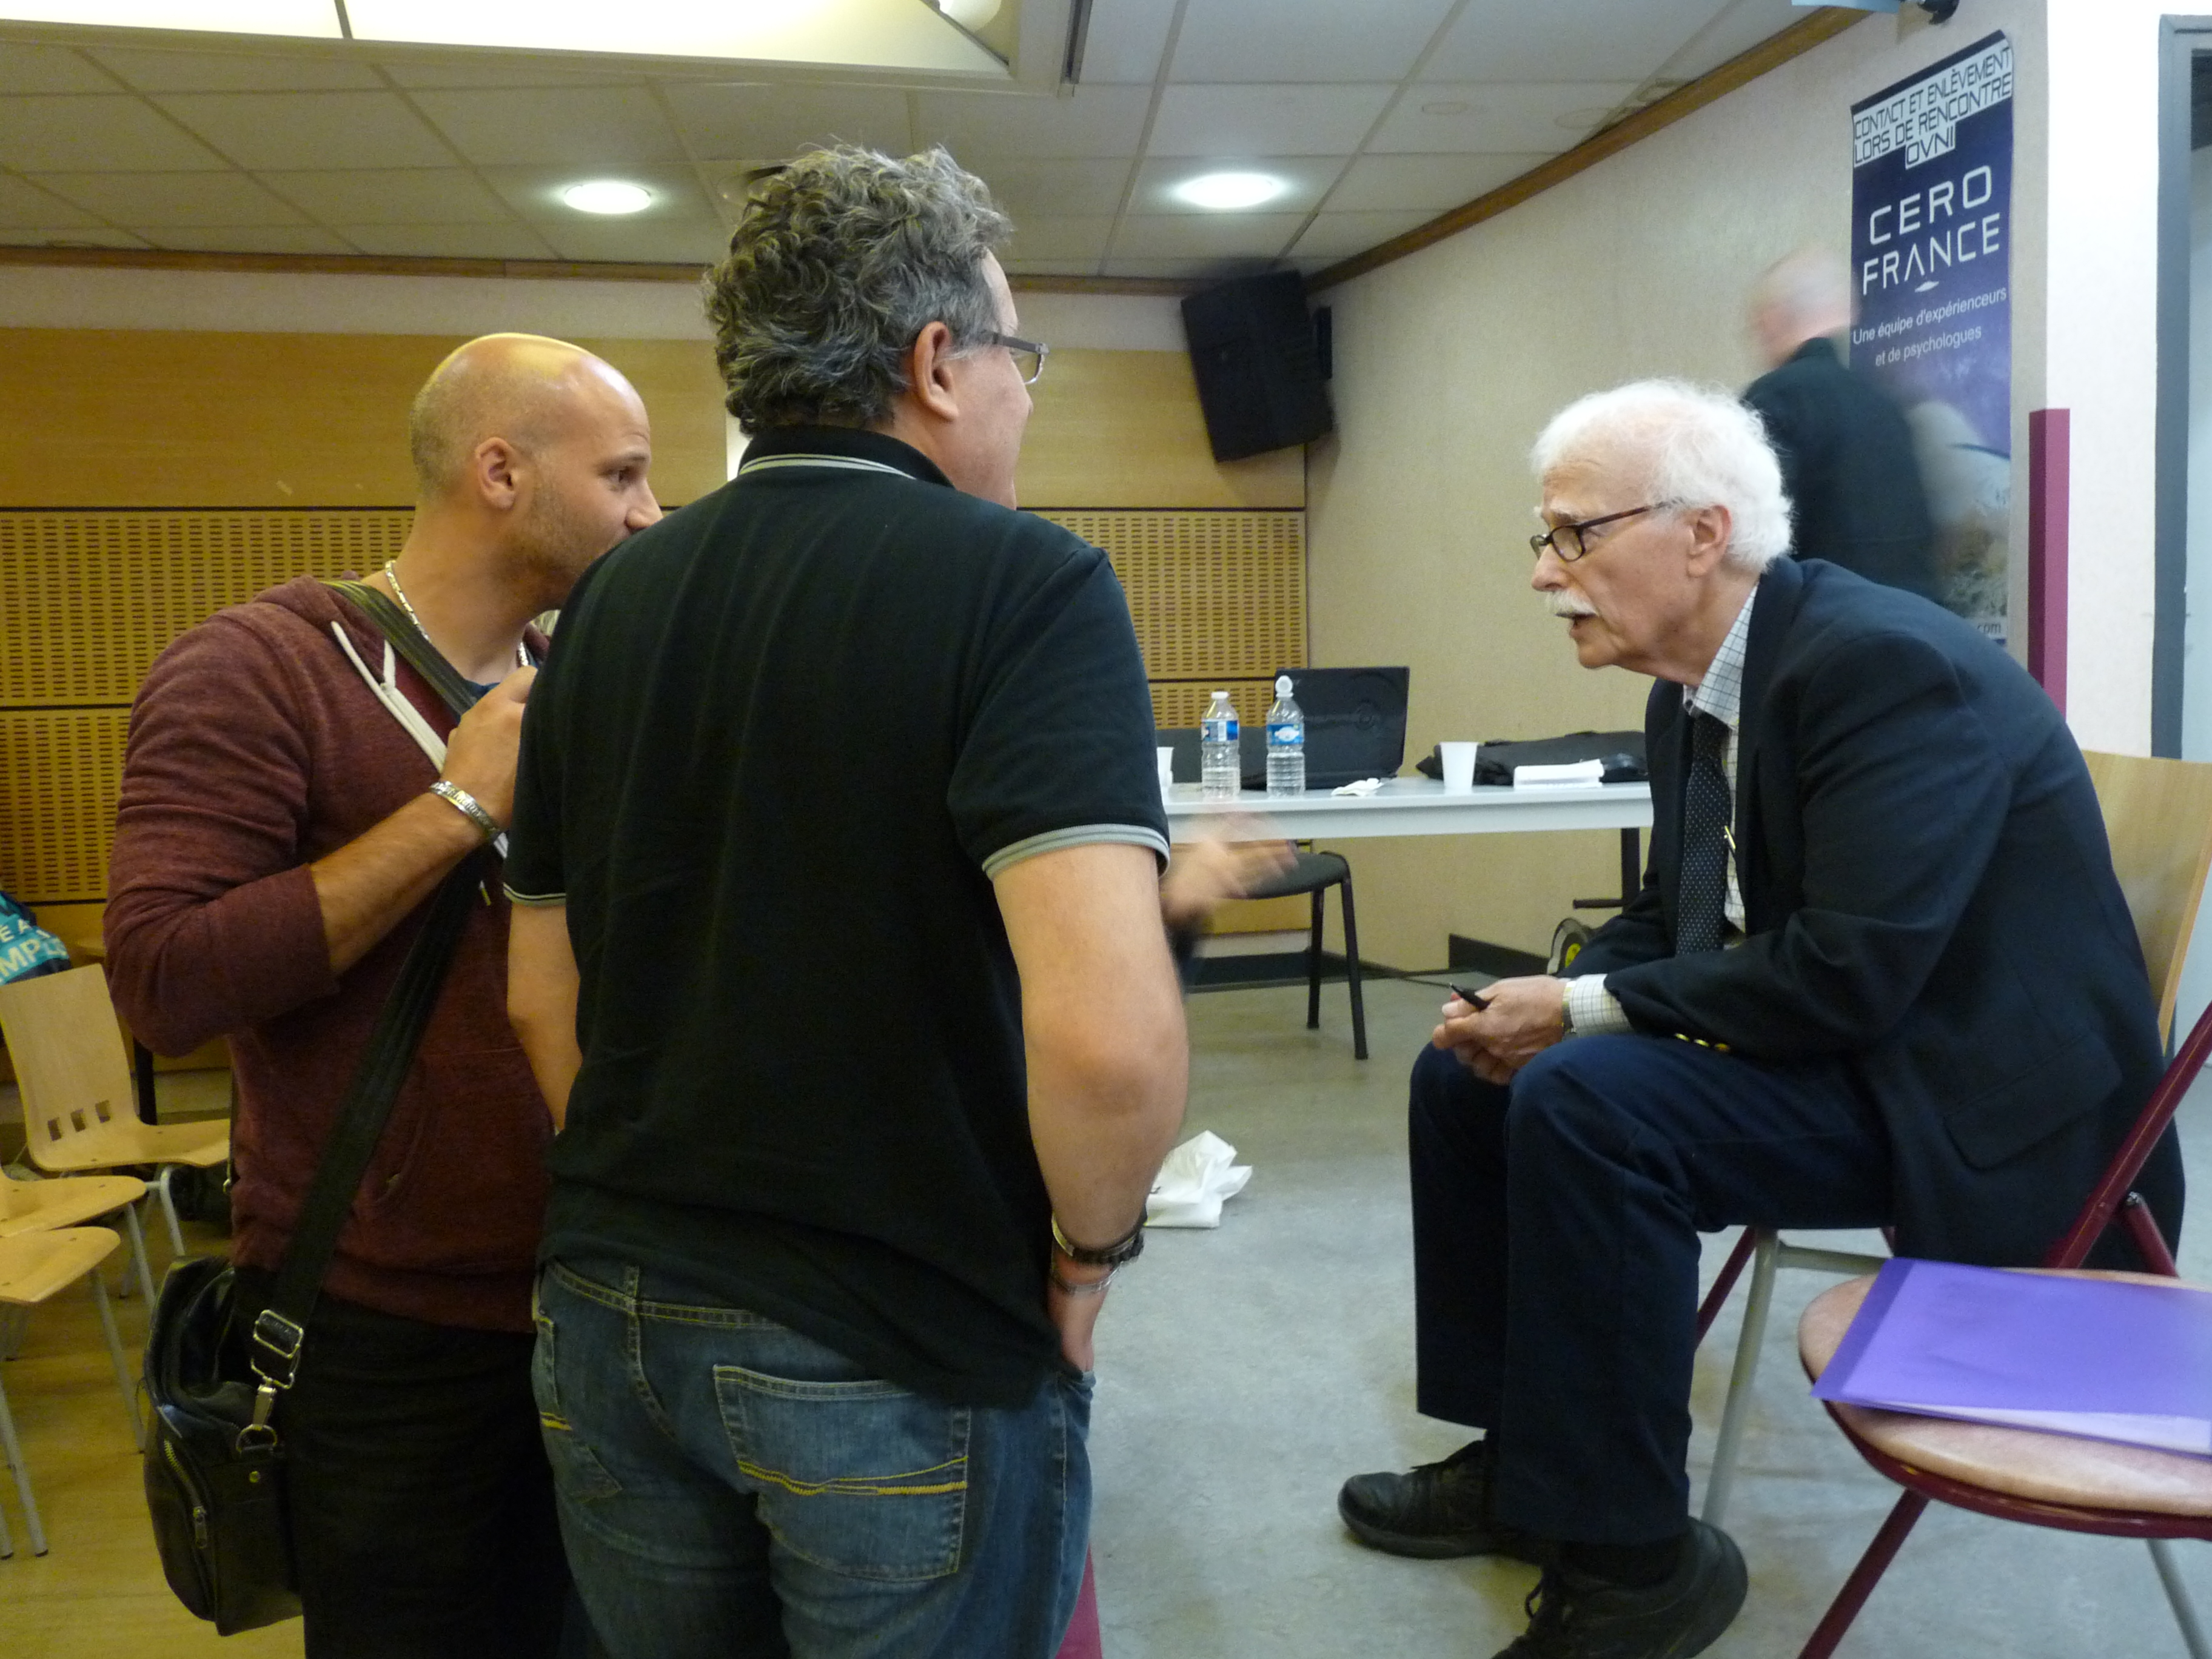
1734, 557, 1805, 931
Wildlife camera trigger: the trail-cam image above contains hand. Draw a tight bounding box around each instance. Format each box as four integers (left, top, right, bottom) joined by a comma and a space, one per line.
1433, 974, 1567, 1082
1046, 1259, 1113, 1372
438, 666, 535, 827
1160, 819, 1295, 928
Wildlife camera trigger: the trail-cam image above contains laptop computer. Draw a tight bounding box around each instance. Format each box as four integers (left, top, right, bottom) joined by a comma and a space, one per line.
1240, 666, 1410, 791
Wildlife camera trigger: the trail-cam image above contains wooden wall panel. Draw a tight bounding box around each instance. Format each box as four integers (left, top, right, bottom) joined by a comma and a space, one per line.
1019, 350, 1304, 510
0, 330, 727, 509
0, 709, 125, 904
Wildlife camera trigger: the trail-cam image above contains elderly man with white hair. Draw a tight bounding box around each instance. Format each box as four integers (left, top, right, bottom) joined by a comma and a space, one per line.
1338, 380, 2174, 1659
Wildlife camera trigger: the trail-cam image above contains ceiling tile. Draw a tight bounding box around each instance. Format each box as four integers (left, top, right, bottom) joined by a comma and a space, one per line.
969, 158, 1132, 220
410, 86, 688, 167
663, 83, 913, 163
1424, 0, 1729, 82
0, 96, 228, 172
1129, 155, 1346, 216
252, 167, 513, 224
337, 221, 560, 260
155, 90, 456, 170
1324, 152, 1547, 213
30, 171, 312, 227
1366, 82, 1644, 155
1110, 212, 1306, 261
1289, 209, 1438, 260
0, 173, 102, 229
0, 42, 118, 94
478, 164, 714, 225
93, 46, 385, 92
1096, 255, 1273, 281
1075, 0, 1179, 85
1664, 0, 1809, 82
1001, 213, 1116, 264
1170, 0, 1458, 84
537, 218, 727, 264
1148, 84, 1394, 158
0, 226, 149, 249
377, 55, 628, 89
142, 224, 363, 254
916, 85, 1151, 161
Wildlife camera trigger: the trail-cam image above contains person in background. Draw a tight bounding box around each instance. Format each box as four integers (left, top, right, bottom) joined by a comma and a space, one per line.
1336, 380, 2171, 1659
503, 146, 1189, 1658
1742, 246, 1940, 601
106, 333, 660, 1658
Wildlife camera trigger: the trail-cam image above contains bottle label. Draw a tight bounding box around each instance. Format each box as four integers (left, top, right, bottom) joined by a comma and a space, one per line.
1201, 717, 1238, 743
1268, 723, 1301, 747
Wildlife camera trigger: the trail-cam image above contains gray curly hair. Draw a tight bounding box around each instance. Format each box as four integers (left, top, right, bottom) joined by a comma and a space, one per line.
706, 146, 1013, 432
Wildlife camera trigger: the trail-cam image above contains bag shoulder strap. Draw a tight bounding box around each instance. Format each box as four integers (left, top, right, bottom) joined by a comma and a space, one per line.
323, 578, 483, 719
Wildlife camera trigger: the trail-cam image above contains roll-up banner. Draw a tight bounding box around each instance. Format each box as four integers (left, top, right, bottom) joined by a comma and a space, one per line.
1849, 30, 2014, 640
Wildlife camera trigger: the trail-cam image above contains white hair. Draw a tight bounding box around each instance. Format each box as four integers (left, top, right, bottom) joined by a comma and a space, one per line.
1530, 378, 1792, 571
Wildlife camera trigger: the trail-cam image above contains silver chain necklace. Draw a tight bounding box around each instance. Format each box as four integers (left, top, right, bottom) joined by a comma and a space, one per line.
381, 560, 528, 669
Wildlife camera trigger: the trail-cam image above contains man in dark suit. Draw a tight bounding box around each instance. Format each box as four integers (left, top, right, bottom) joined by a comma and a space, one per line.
1336, 380, 2175, 1659
1743, 248, 1939, 600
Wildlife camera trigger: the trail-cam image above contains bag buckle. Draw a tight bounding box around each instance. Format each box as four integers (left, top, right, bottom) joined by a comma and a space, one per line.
249, 1310, 304, 1390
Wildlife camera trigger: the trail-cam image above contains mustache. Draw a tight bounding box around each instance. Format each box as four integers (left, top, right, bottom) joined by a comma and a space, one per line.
1544, 591, 1598, 618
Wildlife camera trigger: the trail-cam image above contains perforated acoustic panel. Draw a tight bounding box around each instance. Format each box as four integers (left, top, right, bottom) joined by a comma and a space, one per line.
0, 709, 126, 903
0, 510, 412, 707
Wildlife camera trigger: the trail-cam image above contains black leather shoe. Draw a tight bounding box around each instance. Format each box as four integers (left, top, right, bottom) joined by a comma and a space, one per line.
1337, 1439, 1546, 1561
1493, 1519, 1747, 1658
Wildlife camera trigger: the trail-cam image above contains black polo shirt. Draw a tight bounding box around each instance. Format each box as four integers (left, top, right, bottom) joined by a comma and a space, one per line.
505, 425, 1168, 1406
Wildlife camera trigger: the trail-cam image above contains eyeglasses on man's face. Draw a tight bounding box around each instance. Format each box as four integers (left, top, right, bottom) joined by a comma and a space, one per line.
977, 330, 1048, 386
1528, 503, 1667, 563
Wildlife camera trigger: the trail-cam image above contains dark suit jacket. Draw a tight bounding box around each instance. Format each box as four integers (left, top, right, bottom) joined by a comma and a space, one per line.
1743, 338, 1940, 600
1570, 558, 2174, 1266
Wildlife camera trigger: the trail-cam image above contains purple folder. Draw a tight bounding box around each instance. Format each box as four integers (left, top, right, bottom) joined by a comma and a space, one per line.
1812, 1258, 2212, 1456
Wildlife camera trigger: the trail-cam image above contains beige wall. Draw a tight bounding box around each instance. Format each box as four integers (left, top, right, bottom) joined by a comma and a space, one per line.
1307, 1, 2046, 969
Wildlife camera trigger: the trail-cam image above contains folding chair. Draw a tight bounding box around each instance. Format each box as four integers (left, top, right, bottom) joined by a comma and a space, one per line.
0, 1227, 140, 1558
0, 965, 229, 1259
1692, 749, 2212, 1527
1794, 988, 2212, 1658
0, 1167, 156, 1307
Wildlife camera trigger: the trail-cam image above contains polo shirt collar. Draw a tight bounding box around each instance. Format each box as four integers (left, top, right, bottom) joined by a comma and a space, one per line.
737, 424, 951, 488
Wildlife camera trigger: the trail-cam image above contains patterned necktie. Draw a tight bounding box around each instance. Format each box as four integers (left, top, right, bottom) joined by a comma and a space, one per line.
1677, 711, 1732, 954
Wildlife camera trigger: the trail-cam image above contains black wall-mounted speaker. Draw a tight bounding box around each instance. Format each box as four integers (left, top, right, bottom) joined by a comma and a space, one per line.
1180, 271, 1335, 462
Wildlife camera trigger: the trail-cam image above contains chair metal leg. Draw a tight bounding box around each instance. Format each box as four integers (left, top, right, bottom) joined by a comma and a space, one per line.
0, 1364, 47, 1555
2150, 1538, 2212, 1659
1337, 875, 1367, 1061
117, 1202, 158, 1306
1798, 1490, 1929, 1659
1695, 1227, 1759, 1344
153, 1167, 186, 1259
1305, 889, 1324, 1031
1701, 1230, 1778, 1527
85, 1270, 142, 1450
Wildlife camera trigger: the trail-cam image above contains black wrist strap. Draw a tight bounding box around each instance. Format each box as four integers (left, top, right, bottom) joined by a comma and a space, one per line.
250, 583, 498, 1391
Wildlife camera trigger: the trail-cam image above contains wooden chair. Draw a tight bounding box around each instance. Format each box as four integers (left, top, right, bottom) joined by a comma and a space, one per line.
0, 1167, 156, 1306
1794, 989, 2212, 1658
0, 1226, 139, 1558
0, 965, 229, 1259
1692, 749, 2212, 1527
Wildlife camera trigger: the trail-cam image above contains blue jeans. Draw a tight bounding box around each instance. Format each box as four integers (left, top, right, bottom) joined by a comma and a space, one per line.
532, 1257, 1093, 1659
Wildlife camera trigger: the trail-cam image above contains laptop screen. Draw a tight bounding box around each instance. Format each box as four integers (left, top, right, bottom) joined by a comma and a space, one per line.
1241, 666, 1410, 791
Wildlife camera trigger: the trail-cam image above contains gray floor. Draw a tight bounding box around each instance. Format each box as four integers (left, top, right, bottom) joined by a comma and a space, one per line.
1088, 972, 2212, 1658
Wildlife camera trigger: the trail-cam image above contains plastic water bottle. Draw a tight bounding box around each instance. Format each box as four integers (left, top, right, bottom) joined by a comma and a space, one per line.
1200, 690, 1241, 800
1265, 674, 1305, 796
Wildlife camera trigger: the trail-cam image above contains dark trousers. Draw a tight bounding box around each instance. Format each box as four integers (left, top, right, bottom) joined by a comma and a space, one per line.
233, 1272, 579, 1659
1408, 1035, 1893, 1546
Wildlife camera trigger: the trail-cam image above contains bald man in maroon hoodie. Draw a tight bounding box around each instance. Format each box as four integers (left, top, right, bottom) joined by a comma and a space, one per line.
106, 333, 660, 1659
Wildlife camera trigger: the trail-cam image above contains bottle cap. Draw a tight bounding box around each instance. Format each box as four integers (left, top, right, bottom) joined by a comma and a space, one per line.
1276, 675, 1292, 694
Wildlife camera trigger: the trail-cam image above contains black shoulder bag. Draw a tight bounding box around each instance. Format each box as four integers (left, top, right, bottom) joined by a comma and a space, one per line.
143, 584, 496, 1634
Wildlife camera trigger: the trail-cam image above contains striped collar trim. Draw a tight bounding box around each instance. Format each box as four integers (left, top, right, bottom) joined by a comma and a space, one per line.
736, 452, 914, 480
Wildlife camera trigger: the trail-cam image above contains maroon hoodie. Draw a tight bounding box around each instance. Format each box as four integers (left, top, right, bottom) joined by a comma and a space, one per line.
106, 575, 549, 1332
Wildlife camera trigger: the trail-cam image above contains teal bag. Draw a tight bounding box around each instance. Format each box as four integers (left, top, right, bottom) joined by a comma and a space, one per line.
0, 890, 67, 984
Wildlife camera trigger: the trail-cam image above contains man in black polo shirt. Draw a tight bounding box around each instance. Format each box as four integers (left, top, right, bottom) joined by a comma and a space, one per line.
503, 146, 1189, 1658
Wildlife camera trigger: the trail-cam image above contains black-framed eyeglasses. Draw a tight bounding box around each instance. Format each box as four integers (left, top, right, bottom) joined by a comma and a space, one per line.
1529, 503, 1666, 563
978, 330, 1049, 385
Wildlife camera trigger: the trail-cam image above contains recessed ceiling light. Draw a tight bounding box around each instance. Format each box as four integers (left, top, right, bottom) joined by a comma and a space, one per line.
1173, 172, 1285, 212
561, 181, 654, 216
941, 0, 1000, 23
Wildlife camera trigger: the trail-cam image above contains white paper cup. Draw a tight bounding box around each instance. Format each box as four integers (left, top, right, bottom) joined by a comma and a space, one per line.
1157, 746, 1177, 792
1439, 741, 1478, 792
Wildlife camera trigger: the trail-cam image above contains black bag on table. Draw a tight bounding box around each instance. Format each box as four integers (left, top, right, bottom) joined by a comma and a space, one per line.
1416, 729, 1647, 785
142, 587, 488, 1634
